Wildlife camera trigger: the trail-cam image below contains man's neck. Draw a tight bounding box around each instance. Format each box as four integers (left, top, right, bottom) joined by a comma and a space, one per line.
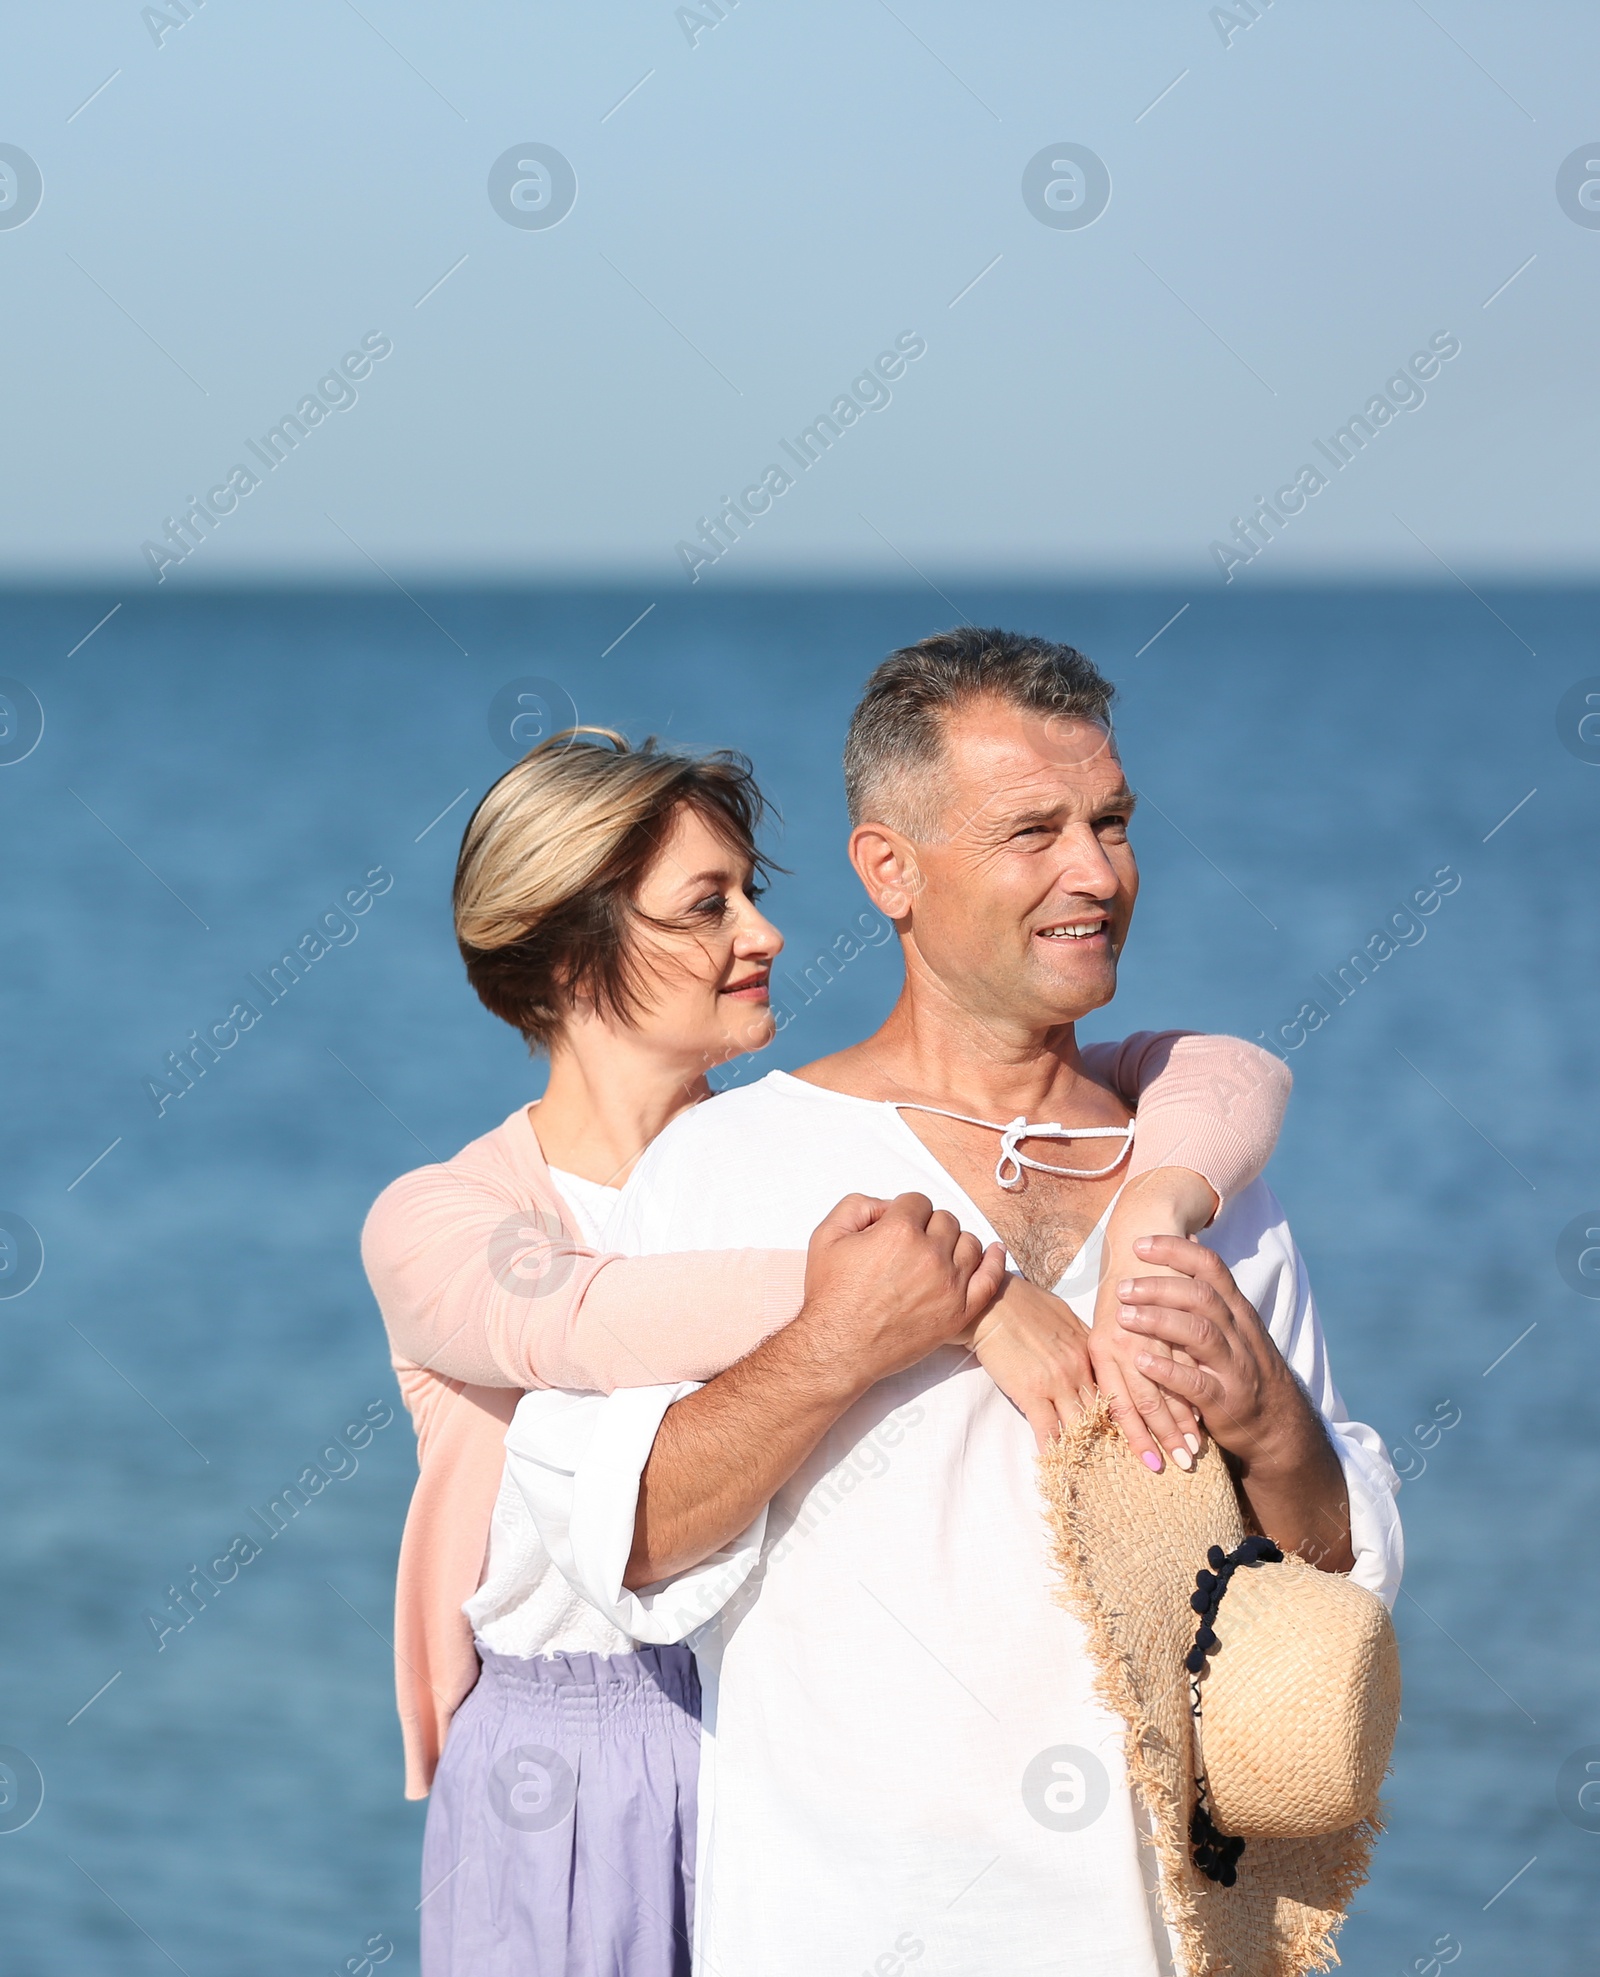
795, 973, 1132, 1290
795, 972, 1123, 1128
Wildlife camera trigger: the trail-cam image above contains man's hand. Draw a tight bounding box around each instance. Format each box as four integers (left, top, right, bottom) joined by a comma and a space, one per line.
967, 1275, 1096, 1451
1089, 1168, 1214, 1474
624, 1194, 1004, 1590
1114, 1235, 1354, 1571
799, 1193, 1007, 1391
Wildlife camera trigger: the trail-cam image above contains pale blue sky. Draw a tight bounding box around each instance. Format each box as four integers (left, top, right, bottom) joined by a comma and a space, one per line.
4, 0, 1596, 585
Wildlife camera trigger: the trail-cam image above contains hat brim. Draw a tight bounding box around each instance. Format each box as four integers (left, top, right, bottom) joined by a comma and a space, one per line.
1040, 1400, 1389, 1977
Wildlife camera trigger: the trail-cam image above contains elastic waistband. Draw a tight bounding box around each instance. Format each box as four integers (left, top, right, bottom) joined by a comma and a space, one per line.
472, 1643, 700, 1719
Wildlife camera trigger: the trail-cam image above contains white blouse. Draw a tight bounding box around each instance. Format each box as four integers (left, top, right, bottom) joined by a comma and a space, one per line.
462, 1166, 634, 1660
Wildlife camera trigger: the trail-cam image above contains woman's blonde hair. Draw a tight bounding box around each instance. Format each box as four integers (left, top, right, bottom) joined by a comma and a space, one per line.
453, 728, 771, 1049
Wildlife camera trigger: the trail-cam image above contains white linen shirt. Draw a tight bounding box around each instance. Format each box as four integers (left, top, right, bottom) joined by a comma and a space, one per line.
505, 1070, 1402, 1977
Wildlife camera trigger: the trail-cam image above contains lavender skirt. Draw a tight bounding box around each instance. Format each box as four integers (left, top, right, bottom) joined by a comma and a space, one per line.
420, 1645, 701, 1977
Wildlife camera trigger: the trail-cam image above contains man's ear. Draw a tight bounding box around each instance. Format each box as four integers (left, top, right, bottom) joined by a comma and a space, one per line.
849, 822, 923, 921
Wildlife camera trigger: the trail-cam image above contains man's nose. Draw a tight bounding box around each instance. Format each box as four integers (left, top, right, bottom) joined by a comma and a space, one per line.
1052, 827, 1122, 901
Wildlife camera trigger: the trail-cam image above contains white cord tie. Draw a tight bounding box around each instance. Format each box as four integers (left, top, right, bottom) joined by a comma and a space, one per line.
892, 1104, 1136, 1190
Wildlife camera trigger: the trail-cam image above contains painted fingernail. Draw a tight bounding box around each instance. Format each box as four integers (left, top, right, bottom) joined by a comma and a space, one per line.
1184, 1433, 1201, 1455
1171, 1446, 1193, 1472
1141, 1449, 1163, 1472
1116, 1279, 1133, 1296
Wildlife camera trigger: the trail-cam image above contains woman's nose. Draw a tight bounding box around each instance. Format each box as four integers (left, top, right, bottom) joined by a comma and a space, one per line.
734, 900, 783, 959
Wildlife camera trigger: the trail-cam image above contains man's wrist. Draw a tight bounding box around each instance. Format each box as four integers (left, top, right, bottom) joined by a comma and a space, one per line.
1228, 1385, 1334, 1484
787, 1296, 885, 1408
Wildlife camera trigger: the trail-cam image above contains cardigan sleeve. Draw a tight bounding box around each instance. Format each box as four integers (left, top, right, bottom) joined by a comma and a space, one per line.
1081, 1031, 1290, 1205
362, 1156, 808, 1396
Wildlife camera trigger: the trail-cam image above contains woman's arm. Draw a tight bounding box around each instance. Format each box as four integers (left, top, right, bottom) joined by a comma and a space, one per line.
1078, 1032, 1292, 1472
1081, 1029, 1291, 1202
363, 1160, 805, 1396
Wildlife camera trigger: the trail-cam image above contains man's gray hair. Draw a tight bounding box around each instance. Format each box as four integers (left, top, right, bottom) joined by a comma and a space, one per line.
843, 626, 1116, 837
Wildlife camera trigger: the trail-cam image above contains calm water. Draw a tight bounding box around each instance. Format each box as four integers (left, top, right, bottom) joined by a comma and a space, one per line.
1, 582, 1597, 1973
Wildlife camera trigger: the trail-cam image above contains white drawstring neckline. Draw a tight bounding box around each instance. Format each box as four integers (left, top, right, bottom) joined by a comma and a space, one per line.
891, 1103, 1135, 1190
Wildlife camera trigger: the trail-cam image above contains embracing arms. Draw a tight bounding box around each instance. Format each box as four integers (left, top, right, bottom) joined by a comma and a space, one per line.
364, 1034, 1287, 1426
623, 1207, 1373, 1596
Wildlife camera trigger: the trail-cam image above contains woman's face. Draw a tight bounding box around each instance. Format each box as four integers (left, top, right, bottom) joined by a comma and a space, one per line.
626, 802, 784, 1069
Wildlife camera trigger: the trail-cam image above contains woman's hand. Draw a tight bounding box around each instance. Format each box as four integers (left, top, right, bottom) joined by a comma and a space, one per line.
965, 1168, 1220, 1460
1088, 1168, 1216, 1473
967, 1274, 1096, 1451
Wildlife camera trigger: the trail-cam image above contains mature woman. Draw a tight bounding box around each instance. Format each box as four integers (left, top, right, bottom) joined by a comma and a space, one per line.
361, 730, 1288, 1977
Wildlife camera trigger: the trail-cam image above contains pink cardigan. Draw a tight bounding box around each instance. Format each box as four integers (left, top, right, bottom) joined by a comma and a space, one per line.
361, 1032, 1288, 1798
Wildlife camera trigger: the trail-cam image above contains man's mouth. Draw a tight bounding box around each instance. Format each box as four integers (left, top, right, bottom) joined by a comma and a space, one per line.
720, 971, 771, 1001
1034, 917, 1110, 944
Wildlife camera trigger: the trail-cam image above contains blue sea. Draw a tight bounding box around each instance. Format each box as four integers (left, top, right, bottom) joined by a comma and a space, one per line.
1, 581, 1596, 1973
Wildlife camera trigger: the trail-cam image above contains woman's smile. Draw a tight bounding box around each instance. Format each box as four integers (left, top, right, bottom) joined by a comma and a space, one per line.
719, 970, 772, 1002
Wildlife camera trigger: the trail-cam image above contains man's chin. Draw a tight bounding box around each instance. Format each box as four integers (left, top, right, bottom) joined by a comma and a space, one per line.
1024, 957, 1119, 1022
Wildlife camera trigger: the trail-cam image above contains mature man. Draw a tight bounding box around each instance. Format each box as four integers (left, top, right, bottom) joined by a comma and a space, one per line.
508, 630, 1400, 1976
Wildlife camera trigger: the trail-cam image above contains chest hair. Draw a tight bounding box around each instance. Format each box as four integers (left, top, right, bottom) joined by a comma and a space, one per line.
906, 1122, 1125, 1291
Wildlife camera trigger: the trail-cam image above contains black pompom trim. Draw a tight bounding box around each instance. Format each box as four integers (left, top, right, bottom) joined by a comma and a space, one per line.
1185, 1533, 1283, 1884
1190, 1801, 1247, 1887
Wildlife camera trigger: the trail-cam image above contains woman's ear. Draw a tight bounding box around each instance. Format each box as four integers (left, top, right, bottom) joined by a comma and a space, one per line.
848, 823, 922, 922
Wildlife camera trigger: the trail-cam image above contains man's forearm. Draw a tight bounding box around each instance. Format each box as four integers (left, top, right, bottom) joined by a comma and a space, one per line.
1233, 1412, 1356, 1574
622, 1191, 1007, 1589
623, 1312, 867, 1590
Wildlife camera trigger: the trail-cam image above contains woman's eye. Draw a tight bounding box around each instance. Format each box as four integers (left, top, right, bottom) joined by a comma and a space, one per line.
746, 882, 767, 902
694, 892, 729, 917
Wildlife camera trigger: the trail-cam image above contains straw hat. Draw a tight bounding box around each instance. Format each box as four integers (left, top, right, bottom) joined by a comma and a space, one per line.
1039, 1400, 1400, 1977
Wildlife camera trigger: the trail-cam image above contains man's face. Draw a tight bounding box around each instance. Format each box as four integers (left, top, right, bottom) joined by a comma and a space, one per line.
895, 698, 1138, 1028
